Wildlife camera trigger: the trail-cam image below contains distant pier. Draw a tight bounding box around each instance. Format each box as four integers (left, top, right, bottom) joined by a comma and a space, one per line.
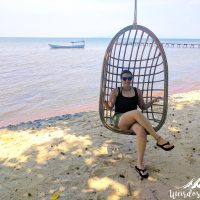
161, 42, 200, 48
117, 42, 200, 48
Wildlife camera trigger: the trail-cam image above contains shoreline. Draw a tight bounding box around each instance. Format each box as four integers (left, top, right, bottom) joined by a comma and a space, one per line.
1, 89, 200, 129
0, 89, 200, 199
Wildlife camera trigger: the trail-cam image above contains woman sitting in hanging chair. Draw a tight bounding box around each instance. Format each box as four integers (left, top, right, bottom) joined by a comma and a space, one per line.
103, 69, 174, 179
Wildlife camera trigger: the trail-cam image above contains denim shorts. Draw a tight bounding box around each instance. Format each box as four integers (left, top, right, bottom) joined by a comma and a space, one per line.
112, 113, 123, 128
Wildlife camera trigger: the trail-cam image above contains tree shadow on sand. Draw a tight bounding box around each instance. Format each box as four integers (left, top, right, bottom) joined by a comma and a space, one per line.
0, 91, 200, 200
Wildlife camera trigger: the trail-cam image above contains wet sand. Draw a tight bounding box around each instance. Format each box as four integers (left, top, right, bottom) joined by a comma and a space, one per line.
0, 90, 200, 200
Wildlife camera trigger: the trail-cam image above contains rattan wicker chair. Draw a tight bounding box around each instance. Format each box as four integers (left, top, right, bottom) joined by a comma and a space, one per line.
99, 24, 168, 135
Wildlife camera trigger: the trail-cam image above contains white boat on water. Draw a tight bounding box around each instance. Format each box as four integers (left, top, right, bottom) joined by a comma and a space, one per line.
48, 40, 85, 49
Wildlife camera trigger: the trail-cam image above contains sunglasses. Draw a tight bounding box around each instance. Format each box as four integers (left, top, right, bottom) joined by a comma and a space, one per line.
122, 76, 132, 81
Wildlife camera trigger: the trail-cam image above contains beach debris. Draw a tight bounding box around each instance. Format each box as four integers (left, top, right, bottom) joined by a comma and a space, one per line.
60, 152, 65, 155
28, 192, 32, 197
1, 112, 84, 130
151, 189, 158, 200
49, 191, 60, 200
6, 124, 16, 130
119, 174, 125, 178
127, 183, 132, 196
97, 194, 105, 200
107, 145, 122, 157
149, 167, 160, 173
113, 153, 123, 160
103, 159, 117, 167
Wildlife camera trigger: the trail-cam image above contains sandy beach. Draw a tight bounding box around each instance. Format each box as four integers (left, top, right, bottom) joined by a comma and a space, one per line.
0, 90, 200, 200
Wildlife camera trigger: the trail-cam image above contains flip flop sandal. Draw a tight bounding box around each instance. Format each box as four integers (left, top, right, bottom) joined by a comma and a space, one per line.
135, 166, 149, 179
156, 141, 174, 151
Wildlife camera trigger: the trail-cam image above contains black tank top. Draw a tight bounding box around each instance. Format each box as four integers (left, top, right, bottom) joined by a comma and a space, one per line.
115, 87, 138, 113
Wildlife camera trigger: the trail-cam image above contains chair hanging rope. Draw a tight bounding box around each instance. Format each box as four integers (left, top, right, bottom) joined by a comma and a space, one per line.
133, 0, 137, 25
99, 1, 168, 135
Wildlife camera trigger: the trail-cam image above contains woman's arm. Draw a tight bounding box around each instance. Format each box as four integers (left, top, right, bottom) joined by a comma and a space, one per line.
137, 89, 161, 110
103, 88, 118, 110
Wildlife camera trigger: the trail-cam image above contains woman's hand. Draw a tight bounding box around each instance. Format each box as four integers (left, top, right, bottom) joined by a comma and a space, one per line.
103, 88, 118, 110
103, 101, 111, 110
103, 101, 108, 107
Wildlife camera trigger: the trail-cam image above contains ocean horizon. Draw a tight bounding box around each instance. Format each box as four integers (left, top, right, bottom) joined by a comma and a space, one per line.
1, 37, 200, 43
0, 37, 200, 127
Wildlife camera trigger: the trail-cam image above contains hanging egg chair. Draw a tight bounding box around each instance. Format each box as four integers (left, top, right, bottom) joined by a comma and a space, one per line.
99, 0, 168, 135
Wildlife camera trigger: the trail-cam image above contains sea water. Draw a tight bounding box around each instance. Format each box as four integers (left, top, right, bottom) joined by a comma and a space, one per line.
0, 37, 200, 127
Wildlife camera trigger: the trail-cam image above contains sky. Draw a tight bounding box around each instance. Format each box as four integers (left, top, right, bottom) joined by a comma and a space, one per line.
0, 0, 200, 38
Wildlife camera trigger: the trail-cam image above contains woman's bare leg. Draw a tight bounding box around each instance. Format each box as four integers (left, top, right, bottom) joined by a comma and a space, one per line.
130, 123, 148, 176
130, 123, 146, 165
118, 110, 173, 148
